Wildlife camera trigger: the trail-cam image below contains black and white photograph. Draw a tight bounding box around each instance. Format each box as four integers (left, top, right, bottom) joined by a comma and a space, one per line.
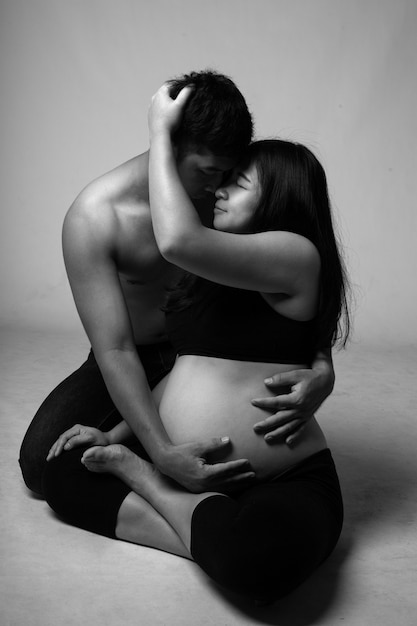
1, 1, 416, 624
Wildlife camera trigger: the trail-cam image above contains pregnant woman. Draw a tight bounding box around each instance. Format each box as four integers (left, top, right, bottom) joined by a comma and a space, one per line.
43, 85, 350, 604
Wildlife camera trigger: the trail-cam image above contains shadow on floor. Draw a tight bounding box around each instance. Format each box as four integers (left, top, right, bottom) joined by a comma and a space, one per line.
197, 534, 351, 626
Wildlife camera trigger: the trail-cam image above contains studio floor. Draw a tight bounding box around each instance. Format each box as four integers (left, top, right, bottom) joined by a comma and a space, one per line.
1, 326, 416, 626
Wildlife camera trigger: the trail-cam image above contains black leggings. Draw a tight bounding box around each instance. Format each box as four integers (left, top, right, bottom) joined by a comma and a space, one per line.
191, 449, 343, 601
19, 342, 176, 494
43, 447, 343, 602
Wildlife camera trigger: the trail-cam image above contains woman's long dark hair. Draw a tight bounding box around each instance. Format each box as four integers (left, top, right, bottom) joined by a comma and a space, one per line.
165, 139, 351, 349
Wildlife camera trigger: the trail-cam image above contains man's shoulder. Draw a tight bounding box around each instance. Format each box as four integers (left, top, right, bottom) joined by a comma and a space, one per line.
63, 151, 157, 270
64, 183, 114, 238
66, 152, 150, 229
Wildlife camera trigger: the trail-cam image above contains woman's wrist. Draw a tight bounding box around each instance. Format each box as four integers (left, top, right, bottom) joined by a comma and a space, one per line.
149, 125, 172, 146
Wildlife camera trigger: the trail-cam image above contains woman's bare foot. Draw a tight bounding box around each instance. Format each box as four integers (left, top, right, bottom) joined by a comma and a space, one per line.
81, 444, 219, 552
82, 443, 135, 473
80, 446, 191, 558
81, 444, 162, 500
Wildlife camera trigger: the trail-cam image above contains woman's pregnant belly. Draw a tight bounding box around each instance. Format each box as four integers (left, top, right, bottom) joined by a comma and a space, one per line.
154, 355, 327, 481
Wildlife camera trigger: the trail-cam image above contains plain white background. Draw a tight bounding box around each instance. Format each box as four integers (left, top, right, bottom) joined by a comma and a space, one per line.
1, 0, 416, 346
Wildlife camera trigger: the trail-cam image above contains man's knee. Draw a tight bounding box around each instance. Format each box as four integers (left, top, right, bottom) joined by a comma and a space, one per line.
42, 448, 83, 515
19, 438, 44, 495
42, 447, 129, 539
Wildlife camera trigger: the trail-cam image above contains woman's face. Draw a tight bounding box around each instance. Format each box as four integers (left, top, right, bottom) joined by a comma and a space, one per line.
213, 162, 261, 233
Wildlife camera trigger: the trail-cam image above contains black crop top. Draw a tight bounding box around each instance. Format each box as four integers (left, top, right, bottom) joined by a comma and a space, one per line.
165, 278, 317, 364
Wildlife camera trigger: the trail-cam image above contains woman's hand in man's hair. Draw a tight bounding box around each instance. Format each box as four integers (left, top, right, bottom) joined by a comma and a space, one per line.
148, 83, 194, 138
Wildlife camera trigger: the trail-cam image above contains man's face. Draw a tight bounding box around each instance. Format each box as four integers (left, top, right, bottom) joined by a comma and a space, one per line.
176, 148, 237, 200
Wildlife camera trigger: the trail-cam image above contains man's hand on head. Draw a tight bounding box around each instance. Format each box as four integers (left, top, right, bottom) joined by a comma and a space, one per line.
251, 364, 335, 446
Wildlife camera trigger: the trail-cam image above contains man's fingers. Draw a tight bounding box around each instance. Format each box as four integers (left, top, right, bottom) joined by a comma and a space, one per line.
262, 419, 307, 444
209, 459, 253, 479
59, 426, 82, 442
286, 423, 307, 447
217, 472, 257, 488
60, 431, 79, 450
198, 436, 232, 455
46, 444, 57, 461
64, 434, 87, 450
47, 437, 69, 460
253, 410, 295, 433
47, 426, 83, 460
264, 370, 305, 389
52, 435, 71, 455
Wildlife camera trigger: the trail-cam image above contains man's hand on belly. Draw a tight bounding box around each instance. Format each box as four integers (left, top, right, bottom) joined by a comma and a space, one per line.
155, 438, 255, 493
251, 368, 331, 446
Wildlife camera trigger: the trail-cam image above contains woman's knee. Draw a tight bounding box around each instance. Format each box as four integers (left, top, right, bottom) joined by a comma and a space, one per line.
190, 496, 279, 598
195, 531, 323, 602
190, 493, 329, 601
193, 533, 293, 600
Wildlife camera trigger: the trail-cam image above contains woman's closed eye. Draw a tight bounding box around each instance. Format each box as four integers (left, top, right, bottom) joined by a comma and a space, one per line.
236, 177, 248, 189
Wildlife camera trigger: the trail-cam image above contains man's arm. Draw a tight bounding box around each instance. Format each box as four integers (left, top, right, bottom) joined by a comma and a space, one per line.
62, 194, 252, 492
251, 348, 335, 445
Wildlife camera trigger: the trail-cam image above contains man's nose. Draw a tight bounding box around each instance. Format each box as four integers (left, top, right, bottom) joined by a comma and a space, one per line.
214, 187, 228, 199
205, 173, 225, 194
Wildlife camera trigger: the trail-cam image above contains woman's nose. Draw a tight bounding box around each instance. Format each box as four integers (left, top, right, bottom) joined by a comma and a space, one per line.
215, 187, 228, 200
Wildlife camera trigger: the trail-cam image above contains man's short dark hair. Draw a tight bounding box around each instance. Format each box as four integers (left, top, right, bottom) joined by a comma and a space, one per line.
168, 69, 253, 157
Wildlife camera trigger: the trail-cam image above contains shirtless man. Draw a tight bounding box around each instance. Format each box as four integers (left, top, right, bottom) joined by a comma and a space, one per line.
19, 70, 335, 496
